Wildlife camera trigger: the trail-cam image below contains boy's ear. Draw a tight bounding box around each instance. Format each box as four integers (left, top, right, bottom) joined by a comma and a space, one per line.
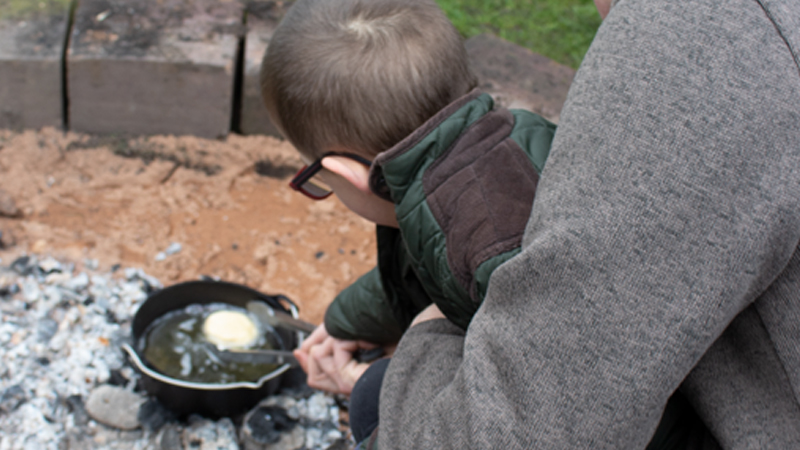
322, 156, 372, 193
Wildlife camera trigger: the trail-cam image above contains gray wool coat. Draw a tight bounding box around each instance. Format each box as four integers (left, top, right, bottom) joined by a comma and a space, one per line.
377, 0, 800, 448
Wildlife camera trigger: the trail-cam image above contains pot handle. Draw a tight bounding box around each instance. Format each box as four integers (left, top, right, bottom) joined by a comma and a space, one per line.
273, 294, 298, 313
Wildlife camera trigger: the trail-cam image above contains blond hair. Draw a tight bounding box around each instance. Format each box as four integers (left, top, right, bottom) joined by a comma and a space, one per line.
260, 0, 477, 158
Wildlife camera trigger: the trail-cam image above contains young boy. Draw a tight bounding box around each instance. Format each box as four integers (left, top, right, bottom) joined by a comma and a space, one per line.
262, 0, 552, 344
260, 0, 704, 447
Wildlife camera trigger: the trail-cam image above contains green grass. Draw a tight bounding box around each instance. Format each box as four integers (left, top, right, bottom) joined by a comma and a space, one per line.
435, 0, 602, 69
0, 0, 71, 20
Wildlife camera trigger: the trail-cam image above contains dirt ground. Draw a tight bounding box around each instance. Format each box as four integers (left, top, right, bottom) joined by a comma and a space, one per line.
0, 127, 377, 324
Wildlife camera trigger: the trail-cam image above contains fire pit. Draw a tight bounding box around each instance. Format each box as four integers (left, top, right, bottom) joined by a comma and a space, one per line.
0, 255, 350, 449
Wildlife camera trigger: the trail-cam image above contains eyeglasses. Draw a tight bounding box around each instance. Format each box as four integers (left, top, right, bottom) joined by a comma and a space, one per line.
289, 152, 372, 200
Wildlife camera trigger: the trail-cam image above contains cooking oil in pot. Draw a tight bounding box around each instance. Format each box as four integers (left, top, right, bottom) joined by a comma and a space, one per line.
138, 303, 283, 384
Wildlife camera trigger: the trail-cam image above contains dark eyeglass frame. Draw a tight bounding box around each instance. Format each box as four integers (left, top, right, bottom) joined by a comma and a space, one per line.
289, 152, 372, 200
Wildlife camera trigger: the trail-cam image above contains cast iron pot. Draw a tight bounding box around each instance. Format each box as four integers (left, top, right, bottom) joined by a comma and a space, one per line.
122, 280, 302, 418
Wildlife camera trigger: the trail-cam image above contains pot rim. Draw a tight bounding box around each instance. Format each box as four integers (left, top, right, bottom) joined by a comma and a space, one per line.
122, 342, 292, 391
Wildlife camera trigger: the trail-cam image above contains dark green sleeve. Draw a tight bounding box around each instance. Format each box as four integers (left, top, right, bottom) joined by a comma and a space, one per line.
376, 225, 433, 331
324, 266, 404, 345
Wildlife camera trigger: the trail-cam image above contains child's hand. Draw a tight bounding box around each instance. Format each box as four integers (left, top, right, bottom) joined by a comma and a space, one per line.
293, 323, 331, 372
293, 324, 382, 395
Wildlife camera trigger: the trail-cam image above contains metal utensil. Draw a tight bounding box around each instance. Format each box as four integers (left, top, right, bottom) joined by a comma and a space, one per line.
245, 299, 386, 363
208, 343, 385, 366
246, 299, 317, 334
205, 344, 300, 366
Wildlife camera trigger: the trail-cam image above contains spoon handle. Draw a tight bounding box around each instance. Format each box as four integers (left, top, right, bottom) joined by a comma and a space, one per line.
210, 346, 300, 366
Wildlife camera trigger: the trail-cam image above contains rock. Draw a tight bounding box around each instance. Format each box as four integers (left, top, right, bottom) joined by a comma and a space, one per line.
85, 384, 146, 430
0, 272, 19, 296
156, 242, 183, 261
67, 0, 244, 138
242, 404, 298, 445
164, 242, 182, 256
107, 369, 129, 387
240, 393, 345, 450
36, 317, 59, 343
0, 188, 20, 218
64, 394, 90, 426
137, 398, 176, 432
0, 384, 27, 414
325, 437, 353, 450
239, 1, 288, 136
0, 2, 70, 129
157, 423, 184, 450
305, 391, 337, 424
62, 272, 90, 291
10, 255, 34, 275
182, 416, 240, 450
465, 33, 576, 123
20, 276, 41, 302
266, 426, 305, 450
38, 257, 63, 274
64, 429, 94, 450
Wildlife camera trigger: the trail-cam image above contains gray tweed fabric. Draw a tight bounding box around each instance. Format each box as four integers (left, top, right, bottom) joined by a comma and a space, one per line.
378, 0, 800, 448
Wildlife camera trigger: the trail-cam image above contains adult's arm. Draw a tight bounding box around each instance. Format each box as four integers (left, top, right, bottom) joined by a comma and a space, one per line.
378, 0, 800, 448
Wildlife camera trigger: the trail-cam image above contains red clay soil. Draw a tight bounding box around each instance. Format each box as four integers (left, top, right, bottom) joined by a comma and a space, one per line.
0, 127, 377, 324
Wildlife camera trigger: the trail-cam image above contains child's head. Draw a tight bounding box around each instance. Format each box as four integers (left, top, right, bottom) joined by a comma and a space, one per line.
259, 0, 477, 161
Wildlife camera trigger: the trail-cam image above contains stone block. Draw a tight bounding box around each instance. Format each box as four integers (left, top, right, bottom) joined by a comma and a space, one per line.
465, 34, 576, 123
67, 0, 243, 138
239, 1, 288, 137
0, 1, 71, 129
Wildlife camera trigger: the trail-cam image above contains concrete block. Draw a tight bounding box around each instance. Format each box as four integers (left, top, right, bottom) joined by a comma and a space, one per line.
465, 34, 576, 123
67, 0, 243, 138
0, 2, 71, 129
239, 1, 288, 137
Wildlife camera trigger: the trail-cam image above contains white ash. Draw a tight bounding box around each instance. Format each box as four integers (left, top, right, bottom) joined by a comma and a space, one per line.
0, 255, 348, 450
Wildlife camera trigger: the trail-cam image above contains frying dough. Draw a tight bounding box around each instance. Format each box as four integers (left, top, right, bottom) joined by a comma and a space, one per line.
203, 310, 259, 349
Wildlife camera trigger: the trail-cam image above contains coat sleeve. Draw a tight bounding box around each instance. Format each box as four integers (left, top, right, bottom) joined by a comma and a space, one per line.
377, 0, 800, 448
324, 266, 404, 345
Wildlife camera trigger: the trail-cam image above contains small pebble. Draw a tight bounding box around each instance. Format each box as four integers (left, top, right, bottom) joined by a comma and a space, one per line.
245, 405, 297, 444
158, 423, 184, 450
107, 369, 128, 387
164, 242, 182, 256
65, 395, 90, 426
36, 318, 58, 343
182, 417, 239, 450
137, 398, 175, 432
10, 255, 33, 275
38, 257, 62, 274
85, 384, 146, 430
0, 385, 27, 414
